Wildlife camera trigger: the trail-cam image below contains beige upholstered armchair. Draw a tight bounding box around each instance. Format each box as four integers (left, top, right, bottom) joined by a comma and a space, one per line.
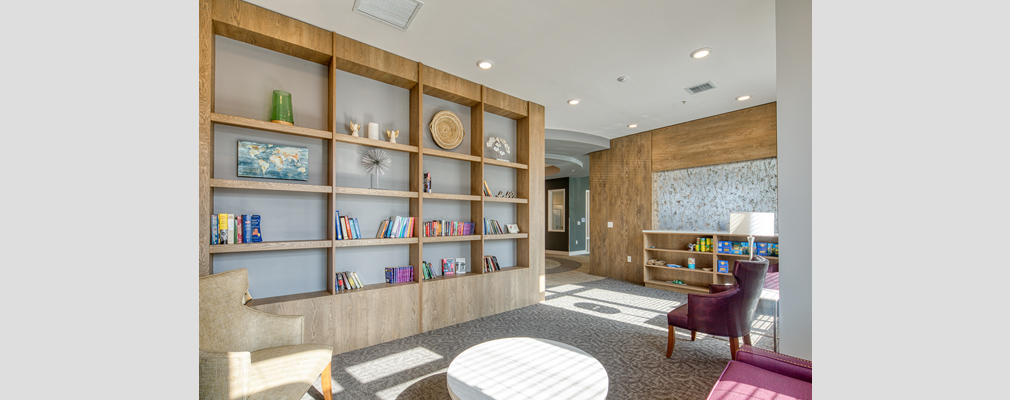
200, 268, 333, 400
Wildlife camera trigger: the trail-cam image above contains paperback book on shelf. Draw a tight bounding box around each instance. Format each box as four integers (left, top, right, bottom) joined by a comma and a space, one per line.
385, 266, 415, 284
376, 216, 415, 238
335, 271, 364, 291
441, 258, 456, 276
335, 211, 363, 240
483, 255, 501, 272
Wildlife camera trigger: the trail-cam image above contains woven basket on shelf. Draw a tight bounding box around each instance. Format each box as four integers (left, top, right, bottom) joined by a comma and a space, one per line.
430, 111, 465, 150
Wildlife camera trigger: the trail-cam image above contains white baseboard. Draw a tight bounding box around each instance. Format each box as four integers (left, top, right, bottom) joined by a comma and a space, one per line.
545, 250, 590, 256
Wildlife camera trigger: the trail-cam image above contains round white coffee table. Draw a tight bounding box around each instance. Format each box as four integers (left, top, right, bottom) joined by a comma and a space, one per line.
446, 337, 608, 400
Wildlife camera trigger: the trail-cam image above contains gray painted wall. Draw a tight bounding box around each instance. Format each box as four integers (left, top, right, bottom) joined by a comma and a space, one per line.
212, 36, 490, 297
568, 177, 589, 252
776, 0, 813, 360
652, 158, 778, 233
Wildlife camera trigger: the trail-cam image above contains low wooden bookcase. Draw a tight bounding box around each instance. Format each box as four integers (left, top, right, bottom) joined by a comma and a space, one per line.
642, 230, 778, 294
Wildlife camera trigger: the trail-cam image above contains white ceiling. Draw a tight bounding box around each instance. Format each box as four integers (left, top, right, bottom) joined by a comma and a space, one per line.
244, 0, 777, 177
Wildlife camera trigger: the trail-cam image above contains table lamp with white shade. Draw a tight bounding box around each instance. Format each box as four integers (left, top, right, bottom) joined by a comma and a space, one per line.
729, 212, 775, 260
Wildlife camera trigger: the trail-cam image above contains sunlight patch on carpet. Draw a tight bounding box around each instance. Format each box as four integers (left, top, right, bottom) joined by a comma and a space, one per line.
345, 347, 443, 384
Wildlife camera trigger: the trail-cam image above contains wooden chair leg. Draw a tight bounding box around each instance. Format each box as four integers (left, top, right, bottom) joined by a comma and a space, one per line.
743, 334, 752, 346
321, 362, 333, 400
666, 325, 676, 358
729, 337, 740, 360
691, 331, 697, 341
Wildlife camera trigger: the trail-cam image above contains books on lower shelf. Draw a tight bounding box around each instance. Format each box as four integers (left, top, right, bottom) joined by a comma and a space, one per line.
334, 271, 364, 291
211, 213, 262, 244
334, 211, 362, 240
385, 265, 415, 284
424, 220, 475, 237
423, 172, 432, 193
483, 255, 501, 272
483, 218, 509, 235
375, 216, 415, 238
421, 261, 436, 280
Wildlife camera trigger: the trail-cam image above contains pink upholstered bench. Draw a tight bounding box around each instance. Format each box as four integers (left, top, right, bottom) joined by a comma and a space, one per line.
706, 345, 812, 400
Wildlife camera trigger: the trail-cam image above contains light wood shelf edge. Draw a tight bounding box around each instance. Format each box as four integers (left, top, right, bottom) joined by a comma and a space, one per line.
483, 158, 529, 169
210, 240, 334, 253
211, 113, 333, 139
421, 235, 481, 243
333, 132, 419, 153
422, 192, 481, 201
484, 233, 528, 240
483, 196, 528, 204
423, 147, 481, 162
211, 179, 332, 193
334, 187, 419, 198
333, 238, 419, 247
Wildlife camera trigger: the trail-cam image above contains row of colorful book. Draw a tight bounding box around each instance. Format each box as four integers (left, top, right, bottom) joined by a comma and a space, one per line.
423, 172, 433, 193
424, 220, 475, 237
483, 218, 506, 235
211, 213, 262, 244
334, 211, 361, 240
717, 241, 779, 256
483, 255, 502, 272
376, 216, 415, 238
335, 271, 363, 291
385, 266, 415, 284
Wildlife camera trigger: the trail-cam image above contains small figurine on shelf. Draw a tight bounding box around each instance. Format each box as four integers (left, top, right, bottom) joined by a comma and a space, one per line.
386, 129, 399, 144
349, 121, 360, 137
687, 243, 696, 251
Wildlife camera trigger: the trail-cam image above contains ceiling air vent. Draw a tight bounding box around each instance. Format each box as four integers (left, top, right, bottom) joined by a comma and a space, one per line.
685, 81, 717, 95
353, 0, 424, 31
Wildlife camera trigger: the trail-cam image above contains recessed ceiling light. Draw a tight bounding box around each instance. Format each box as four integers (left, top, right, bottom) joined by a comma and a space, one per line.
690, 47, 712, 59
476, 60, 493, 69
617, 76, 629, 82
628, 124, 638, 128
736, 95, 751, 101
568, 99, 580, 105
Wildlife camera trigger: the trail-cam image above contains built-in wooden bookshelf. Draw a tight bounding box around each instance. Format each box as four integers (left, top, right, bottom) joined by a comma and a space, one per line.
642, 230, 778, 294
199, 0, 544, 355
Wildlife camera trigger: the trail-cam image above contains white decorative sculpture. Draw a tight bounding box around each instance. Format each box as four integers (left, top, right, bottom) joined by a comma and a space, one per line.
486, 136, 511, 160
349, 121, 360, 137
386, 129, 399, 144
367, 122, 379, 140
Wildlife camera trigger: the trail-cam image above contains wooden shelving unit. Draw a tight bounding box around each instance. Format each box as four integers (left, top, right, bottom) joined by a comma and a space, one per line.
199, 0, 544, 355
642, 230, 779, 294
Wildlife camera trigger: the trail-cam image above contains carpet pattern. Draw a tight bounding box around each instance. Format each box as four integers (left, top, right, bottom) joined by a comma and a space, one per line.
301, 262, 777, 400
545, 256, 584, 274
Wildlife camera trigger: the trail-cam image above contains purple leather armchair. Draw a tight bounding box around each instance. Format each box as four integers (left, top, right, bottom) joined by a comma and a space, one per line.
666, 257, 769, 360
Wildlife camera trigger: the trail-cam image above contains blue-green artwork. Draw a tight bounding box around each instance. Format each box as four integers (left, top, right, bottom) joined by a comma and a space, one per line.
237, 141, 309, 181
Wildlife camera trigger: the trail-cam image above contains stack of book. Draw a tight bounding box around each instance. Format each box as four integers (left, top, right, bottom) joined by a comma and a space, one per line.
424, 220, 475, 237
483, 255, 501, 272
375, 216, 415, 238
211, 213, 261, 244
335, 211, 362, 240
483, 218, 506, 235
420, 261, 437, 280
335, 271, 363, 291
423, 172, 432, 193
385, 266, 415, 284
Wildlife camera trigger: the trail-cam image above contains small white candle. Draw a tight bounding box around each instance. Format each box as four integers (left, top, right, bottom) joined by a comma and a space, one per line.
367, 123, 379, 140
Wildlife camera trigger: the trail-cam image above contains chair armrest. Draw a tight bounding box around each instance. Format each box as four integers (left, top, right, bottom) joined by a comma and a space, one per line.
240, 307, 305, 350
199, 350, 251, 400
686, 288, 738, 335
709, 284, 734, 293
735, 345, 812, 383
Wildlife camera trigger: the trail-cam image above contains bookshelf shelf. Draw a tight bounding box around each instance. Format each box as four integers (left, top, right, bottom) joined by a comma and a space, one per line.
210, 113, 332, 140
483, 158, 529, 170
334, 187, 419, 198
421, 235, 481, 243
643, 231, 778, 294
643, 279, 709, 293
246, 290, 332, 307
333, 238, 418, 247
483, 197, 528, 204
484, 233, 528, 240
200, 0, 543, 356
332, 133, 419, 153
423, 147, 481, 163
211, 179, 332, 193
210, 240, 334, 254
421, 192, 481, 202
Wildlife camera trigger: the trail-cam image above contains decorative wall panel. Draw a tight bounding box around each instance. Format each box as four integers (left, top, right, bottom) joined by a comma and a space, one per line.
653, 158, 778, 233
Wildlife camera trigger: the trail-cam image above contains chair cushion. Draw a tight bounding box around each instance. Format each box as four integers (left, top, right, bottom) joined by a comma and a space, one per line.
706, 360, 812, 400
667, 303, 689, 328
247, 344, 333, 400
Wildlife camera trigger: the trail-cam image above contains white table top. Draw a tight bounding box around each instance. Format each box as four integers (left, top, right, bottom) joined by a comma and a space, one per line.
446, 337, 609, 400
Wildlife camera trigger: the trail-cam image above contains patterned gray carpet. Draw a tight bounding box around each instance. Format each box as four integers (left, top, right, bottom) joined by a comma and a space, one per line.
302, 266, 777, 400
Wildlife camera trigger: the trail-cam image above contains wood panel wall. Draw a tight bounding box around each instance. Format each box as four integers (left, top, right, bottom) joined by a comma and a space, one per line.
651, 103, 777, 172
589, 103, 776, 283
589, 133, 652, 283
